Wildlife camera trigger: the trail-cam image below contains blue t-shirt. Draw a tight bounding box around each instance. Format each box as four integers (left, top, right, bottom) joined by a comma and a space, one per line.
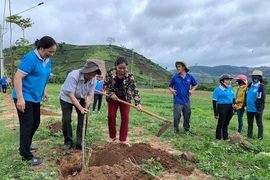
246, 83, 260, 112
12, 50, 51, 103
169, 73, 198, 103
95, 80, 103, 94
212, 85, 234, 104
1, 78, 6, 85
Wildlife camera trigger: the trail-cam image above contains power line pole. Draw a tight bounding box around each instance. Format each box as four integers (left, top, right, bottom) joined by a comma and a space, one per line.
131, 48, 134, 73
0, 24, 4, 78
0, 2, 45, 79
149, 72, 152, 86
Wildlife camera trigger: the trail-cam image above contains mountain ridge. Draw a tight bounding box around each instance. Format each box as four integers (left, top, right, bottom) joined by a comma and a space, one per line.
171, 65, 270, 84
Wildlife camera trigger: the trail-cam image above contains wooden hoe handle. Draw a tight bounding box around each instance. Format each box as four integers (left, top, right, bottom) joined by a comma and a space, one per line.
95, 90, 172, 123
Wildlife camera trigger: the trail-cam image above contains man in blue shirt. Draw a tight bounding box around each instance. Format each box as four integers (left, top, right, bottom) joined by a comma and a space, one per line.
1, 77, 7, 93
169, 61, 198, 134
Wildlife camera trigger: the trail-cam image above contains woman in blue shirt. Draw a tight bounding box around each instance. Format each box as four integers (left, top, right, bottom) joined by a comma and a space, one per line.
12, 36, 57, 166
244, 70, 266, 140
212, 74, 236, 140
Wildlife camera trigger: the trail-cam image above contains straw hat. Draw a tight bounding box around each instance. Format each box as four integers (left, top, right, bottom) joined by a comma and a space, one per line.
249, 70, 265, 78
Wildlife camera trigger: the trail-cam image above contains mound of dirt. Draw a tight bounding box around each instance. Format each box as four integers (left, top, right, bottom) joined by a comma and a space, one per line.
230, 132, 244, 144
55, 143, 195, 179
47, 121, 62, 135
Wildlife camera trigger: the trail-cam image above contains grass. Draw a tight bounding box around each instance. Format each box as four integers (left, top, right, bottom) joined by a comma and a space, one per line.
0, 85, 269, 179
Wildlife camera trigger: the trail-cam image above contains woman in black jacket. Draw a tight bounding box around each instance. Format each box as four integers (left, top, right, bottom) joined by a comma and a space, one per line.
244, 70, 266, 140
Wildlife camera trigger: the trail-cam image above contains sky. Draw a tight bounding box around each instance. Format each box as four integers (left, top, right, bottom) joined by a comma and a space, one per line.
1, 0, 270, 69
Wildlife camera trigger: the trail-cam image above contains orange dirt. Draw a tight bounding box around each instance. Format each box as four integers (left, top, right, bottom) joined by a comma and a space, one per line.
47, 121, 62, 135
54, 142, 195, 179
41, 108, 58, 116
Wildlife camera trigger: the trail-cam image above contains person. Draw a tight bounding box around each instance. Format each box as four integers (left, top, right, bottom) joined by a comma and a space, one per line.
1, 77, 7, 93
233, 74, 248, 134
0, 77, 2, 93
244, 70, 266, 140
104, 57, 142, 144
92, 75, 104, 113
12, 36, 57, 166
60, 61, 101, 150
168, 61, 198, 135
212, 74, 235, 140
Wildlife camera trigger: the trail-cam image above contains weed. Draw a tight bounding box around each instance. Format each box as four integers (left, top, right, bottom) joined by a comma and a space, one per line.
141, 158, 165, 177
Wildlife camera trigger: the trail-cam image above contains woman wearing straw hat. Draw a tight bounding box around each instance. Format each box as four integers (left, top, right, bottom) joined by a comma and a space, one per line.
233, 74, 248, 134
244, 70, 266, 139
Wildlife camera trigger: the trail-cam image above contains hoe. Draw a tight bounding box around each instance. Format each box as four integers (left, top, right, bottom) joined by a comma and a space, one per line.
95, 90, 172, 137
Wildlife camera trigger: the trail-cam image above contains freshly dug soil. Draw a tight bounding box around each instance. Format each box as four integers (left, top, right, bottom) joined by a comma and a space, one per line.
55, 142, 195, 179
47, 121, 62, 135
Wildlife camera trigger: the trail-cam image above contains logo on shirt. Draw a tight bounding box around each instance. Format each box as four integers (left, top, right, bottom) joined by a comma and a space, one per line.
253, 89, 257, 92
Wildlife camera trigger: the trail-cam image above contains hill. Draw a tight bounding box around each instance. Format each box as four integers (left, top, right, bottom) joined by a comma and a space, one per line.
3, 43, 172, 87
172, 65, 270, 84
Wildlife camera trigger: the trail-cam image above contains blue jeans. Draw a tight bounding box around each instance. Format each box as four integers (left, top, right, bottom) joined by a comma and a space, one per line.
236, 109, 245, 133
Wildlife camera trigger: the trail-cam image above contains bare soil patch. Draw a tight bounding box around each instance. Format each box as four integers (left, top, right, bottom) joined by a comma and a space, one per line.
46, 121, 62, 135
54, 142, 195, 179
5, 122, 19, 128
0, 92, 17, 121
41, 108, 59, 116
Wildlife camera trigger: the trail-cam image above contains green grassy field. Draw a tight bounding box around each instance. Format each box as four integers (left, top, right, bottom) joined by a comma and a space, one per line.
0, 85, 269, 179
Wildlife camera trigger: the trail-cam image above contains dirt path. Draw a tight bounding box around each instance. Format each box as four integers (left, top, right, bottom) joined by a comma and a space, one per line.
0, 93, 60, 127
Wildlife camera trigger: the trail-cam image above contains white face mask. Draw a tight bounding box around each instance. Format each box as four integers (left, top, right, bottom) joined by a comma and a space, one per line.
224, 84, 231, 88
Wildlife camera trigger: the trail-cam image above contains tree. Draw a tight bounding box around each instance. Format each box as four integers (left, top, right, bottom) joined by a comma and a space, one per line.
58, 42, 66, 55
5, 15, 33, 87
106, 37, 115, 53
6, 15, 33, 39
106, 37, 115, 46
15, 38, 32, 54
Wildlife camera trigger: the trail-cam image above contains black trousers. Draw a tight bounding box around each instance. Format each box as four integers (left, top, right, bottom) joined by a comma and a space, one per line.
60, 99, 88, 149
247, 112, 263, 139
2, 85, 7, 93
216, 104, 234, 140
14, 99, 40, 160
92, 94, 103, 112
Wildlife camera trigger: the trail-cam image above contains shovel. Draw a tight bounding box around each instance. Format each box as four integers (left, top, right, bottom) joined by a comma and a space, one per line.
95, 90, 172, 137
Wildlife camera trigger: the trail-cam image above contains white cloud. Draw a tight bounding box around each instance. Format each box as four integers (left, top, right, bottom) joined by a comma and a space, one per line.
1, 0, 270, 69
